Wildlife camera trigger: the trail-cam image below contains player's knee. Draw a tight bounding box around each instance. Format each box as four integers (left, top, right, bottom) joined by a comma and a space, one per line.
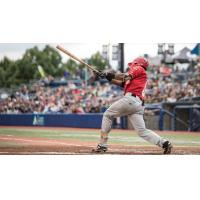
103, 110, 114, 120
136, 127, 147, 137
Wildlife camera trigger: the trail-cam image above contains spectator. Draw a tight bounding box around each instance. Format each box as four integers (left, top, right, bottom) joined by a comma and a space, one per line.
1, 56, 200, 113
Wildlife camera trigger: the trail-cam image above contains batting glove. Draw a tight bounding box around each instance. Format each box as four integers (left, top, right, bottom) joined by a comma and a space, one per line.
95, 71, 106, 79
105, 72, 115, 81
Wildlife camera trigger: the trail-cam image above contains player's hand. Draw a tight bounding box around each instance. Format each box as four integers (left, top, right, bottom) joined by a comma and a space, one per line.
94, 71, 115, 81
95, 71, 106, 79
104, 72, 115, 81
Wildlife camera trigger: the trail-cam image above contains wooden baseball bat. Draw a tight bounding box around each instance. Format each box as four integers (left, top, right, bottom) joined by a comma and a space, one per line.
56, 45, 99, 73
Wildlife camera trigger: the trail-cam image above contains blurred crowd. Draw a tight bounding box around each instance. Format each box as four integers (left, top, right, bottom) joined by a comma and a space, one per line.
0, 82, 123, 114
0, 56, 200, 114
145, 57, 200, 103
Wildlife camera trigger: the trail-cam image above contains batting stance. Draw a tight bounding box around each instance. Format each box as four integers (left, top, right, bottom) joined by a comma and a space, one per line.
92, 57, 173, 154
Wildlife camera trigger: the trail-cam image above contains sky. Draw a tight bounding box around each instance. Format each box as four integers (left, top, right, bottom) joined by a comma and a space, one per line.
0, 43, 196, 69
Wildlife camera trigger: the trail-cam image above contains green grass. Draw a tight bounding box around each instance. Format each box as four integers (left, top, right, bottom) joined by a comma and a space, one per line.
0, 127, 200, 147
0, 141, 27, 148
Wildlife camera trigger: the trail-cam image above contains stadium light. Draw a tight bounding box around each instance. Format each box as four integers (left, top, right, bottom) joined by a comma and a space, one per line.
102, 44, 109, 60
168, 44, 174, 55
158, 43, 165, 55
112, 44, 119, 60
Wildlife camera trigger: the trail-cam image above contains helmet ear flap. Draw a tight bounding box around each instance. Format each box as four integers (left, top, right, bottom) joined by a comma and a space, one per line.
128, 62, 132, 67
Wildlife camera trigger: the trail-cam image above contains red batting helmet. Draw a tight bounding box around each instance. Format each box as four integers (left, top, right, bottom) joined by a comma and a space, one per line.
128, 57, 149, 70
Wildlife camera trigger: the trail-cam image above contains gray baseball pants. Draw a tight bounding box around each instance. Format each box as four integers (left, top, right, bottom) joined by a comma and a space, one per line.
101, 93, 166, 147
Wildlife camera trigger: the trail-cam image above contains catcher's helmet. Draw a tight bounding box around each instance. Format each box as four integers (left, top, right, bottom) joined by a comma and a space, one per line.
128, 57, 149, 70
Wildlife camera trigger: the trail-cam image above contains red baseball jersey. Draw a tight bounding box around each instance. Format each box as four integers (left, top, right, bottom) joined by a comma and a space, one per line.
124, 65, 147, 100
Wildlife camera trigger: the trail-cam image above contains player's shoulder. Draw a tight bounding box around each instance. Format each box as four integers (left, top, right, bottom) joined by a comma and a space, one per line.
128, 65, 146, 76
139, 65, 146, 70
129, 65, 140, 72
138, 66, 147, 74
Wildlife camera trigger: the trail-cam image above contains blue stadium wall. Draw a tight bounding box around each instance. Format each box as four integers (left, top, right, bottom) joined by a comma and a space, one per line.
0, 114, 103, 128
0, 103, 200, 131
0, 114, 127, 129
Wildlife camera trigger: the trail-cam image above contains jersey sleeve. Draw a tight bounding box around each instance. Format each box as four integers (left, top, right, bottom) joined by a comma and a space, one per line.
128, 66, 143, 79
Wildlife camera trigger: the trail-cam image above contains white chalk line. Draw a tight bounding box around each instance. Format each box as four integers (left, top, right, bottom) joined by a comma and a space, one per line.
0, 135, 145, 149
1, 136, 200, 149
0, 152, 92, 155
0, 136, 94, 148
0, 135, 161, 154
2, 132, 200, 146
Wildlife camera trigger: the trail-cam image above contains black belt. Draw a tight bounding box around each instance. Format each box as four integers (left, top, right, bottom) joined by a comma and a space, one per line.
130, 93, 145, 106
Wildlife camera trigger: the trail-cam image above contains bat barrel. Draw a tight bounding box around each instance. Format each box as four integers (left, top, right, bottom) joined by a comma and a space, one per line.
56, 45, 99, 73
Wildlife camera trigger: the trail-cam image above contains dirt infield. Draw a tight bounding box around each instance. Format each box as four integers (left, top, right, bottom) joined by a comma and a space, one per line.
0, 133, 200, 155
0, 126, 200, 155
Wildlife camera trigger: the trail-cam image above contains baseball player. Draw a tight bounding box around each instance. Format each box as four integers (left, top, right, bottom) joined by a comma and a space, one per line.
92, 57, 173, 154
